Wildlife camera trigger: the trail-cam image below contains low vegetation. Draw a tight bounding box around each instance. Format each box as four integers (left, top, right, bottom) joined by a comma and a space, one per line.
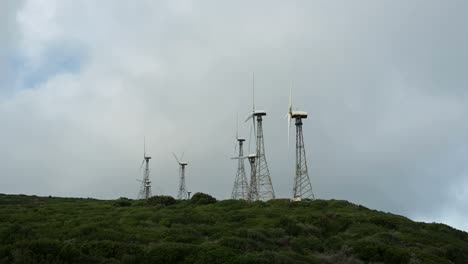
0, 193, 467, 263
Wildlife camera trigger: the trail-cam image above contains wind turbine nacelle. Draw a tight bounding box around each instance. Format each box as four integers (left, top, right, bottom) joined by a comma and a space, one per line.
180, 162, 188, 166
237, 138, 246, 142
291, 197, 302, 202
292, 111, 308, 119
254, 111, 267, 116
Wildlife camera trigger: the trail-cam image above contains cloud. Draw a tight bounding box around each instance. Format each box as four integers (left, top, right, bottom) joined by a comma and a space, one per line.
1, 0, 468, 231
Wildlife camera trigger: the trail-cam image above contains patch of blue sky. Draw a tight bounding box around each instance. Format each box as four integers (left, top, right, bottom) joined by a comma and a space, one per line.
12, 42, 88, 90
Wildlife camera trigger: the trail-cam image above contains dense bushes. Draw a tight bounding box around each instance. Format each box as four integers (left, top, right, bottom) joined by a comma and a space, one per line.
147, 195, 176, 207
0, 194, 467, 263
190, 192, 217, 205
113, 197, 132, 207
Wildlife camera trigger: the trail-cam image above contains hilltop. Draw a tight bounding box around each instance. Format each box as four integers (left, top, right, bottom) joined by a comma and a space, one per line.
0, 193, 467, 263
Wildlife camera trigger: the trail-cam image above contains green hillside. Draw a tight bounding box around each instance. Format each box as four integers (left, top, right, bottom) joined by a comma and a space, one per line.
0, 193, 467, 264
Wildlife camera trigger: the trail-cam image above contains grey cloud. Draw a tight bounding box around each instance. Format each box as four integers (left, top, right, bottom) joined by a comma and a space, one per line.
1, 0, 468, 230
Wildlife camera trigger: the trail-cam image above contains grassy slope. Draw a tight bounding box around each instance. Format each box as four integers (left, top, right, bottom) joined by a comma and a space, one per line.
0, 194, 467, 264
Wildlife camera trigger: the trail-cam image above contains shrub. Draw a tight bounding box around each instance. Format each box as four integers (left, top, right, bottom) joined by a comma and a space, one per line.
290, 236, 322, 253
191, 193, 217, 205
191, 243, 236, 264
144, 242, 196, 263
232, 251, 295, 264
113, 197, 132, 207
278, 216, 303, 236
444, 245, 468, 263
163, 227, 202, 243
1, 194, 468, 263
147, 196, 176, 207
215, 199, 249, 209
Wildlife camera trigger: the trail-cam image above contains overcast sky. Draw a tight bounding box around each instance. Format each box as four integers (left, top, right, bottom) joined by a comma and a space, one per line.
1, 0, 468, 231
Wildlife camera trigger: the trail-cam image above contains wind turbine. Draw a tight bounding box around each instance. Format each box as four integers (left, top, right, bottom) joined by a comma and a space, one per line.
230, 115, 249, 200
287, 87, 315, 200
138, 137, 152, 199
173, 152, 189, 200
244, 74, 275, 201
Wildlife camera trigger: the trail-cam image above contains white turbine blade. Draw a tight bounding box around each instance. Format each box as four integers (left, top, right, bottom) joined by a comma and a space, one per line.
252, 115, 256, 143
288, 114, 291, 150
172, 152, 180, 164
288, 84, 293, 150
247, 72, 256, 153
245, 113, 254, 122
235, 114, 239, 155
288, 84, 293, 115
252, 73, 256, 137
252, 72, 255, 112
231, 156, 247, 160
248, 121, 253, 153
236, 113, 239, 140
139, 159, 145, 170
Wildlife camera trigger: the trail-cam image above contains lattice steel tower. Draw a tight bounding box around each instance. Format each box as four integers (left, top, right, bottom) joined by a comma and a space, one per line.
173, 153, 189, 200
138, 140, 152, 199
287, 89, 314, 199
253, 112, 275, 200
231, 138, 249, 200
245, 74, 275, 201
245, 111, 276, 201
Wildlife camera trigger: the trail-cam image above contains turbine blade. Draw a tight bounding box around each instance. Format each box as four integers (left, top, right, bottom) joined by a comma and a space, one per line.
288, 84, 293, 150
252, 116, 256, 145
252, 73, 256, 140
235, 113, 239, 155
140, 159, 145, 170
288, 114, 291, 150
236, 113, 239, 140
288, 84, 293, 115
252, 72, 255, 112
289, 82, 292, 108
231, 156, 247, 160
248, 72, 256, 152
245, 113, 254, 122
248, 121, 253, 153
172, 152, 180, 164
